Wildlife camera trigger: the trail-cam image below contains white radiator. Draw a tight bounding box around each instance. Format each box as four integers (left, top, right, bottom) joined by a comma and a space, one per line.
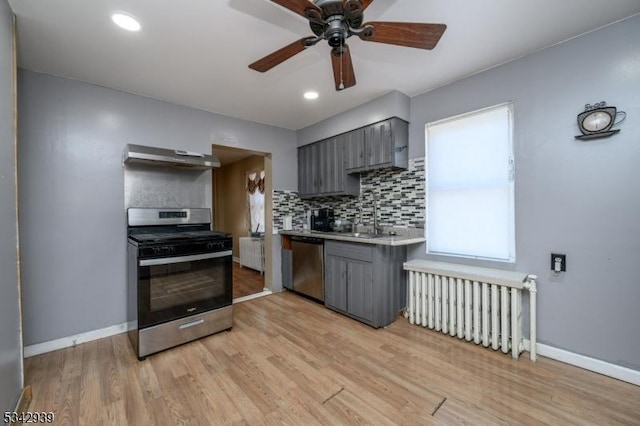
403, 260, 537, 361
239, 237, 265, 274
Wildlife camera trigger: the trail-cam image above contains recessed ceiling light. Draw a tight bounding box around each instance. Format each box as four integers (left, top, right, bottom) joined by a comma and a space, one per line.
304, 91, 319, 100
111, 13, 141, 32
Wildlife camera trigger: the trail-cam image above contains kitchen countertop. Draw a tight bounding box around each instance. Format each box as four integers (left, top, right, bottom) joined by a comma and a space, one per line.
279, 229, 426, 246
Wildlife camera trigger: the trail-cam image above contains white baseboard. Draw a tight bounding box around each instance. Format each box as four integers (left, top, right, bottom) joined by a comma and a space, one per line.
23, 291, 276, 358
24, 322, 132, 358
524, 339, 640, 387
233, 289, 273, 304
233, 256, 240, 263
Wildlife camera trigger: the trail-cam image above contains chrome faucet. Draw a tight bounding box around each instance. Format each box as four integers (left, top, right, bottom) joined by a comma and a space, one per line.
352, 201, 363, 233
373, 193, 383, 235
363, 190, 383, 235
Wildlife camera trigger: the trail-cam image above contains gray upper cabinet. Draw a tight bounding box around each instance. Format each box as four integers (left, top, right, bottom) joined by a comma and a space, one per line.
298, 135, 358, 198
345, 117, 408, 173
298, 116, 408, 198
345, 127, 365, 170
297, 143, 313, 196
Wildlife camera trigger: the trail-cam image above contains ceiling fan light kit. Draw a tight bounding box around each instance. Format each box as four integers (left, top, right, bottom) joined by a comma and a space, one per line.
111, 13, 141, 32
304, 91, 319, 99
249, 0, 446, 91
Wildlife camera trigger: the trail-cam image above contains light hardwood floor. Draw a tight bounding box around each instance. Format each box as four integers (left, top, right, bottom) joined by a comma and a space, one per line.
24, 292, 640, 425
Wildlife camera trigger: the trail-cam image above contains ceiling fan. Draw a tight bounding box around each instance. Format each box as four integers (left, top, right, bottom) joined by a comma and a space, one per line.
248, 0, 446, 91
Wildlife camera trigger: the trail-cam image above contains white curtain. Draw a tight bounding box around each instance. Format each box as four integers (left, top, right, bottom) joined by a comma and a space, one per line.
247, 170, 265, 233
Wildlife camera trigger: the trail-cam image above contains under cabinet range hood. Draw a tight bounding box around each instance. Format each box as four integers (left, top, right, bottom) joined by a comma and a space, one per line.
123, 144, 220, 169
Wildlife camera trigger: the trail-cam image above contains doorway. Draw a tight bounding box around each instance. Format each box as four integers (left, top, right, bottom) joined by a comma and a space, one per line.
212, 145, 273, 301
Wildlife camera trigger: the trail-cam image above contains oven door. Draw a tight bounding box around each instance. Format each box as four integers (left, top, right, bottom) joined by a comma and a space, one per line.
137, 251, 232, 328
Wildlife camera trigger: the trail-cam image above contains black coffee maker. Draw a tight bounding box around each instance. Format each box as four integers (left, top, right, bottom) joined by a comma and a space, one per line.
311, 208, 334, 232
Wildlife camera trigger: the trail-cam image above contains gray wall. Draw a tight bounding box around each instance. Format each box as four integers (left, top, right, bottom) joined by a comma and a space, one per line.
17, 70, 297, 345
297, 90, 410, 146
0, 0, 22, 413
408, 15, 640, 371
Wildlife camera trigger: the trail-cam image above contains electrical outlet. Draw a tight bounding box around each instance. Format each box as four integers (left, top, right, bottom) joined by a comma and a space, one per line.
551, 253, 566, 272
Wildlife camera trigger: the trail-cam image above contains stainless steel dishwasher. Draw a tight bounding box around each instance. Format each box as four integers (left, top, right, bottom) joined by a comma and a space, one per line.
290, 236, 324, 302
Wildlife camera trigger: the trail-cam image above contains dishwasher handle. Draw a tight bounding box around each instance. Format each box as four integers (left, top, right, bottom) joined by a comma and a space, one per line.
290, 236, 324, 245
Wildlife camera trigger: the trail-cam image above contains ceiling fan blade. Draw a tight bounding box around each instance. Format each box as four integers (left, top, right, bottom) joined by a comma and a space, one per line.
360, 22, 446, 49
270, 0, 322, 19
331, 44, 356, 91
249, 37, 313, 72
360, 0, 374, 10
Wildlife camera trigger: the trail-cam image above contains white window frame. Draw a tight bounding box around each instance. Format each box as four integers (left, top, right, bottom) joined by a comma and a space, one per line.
425, 102, 515, 262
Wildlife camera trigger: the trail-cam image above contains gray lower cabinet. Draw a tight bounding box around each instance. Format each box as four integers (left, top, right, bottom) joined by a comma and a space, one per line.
282, 248, 292, 290
324, 255, 348, 312
324, 240, 406, 328
281, 236, 293, 290
346, 261, 374, 322
325, 255, 374, 320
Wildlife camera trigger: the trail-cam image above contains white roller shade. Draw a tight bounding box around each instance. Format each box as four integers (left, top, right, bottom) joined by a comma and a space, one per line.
426, 103, 515, 262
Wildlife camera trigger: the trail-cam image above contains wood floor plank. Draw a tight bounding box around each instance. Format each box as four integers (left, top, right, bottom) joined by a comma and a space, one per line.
271, 386, 346, 425
197, 336, 237, 371
181, 369, 243, 425
267, 352, 341, 403
121, 366, 154, 426
52, 377, 81, 426
224, 353, 283, 416
432, 395, 512, 426
78, 359, 101, 425
96, 337, 124, 405
347, 351, 445, 411
233, 262, 264, 299
23, 292, 640, 425
213, 371, 266, 425
324, 388, 400, 426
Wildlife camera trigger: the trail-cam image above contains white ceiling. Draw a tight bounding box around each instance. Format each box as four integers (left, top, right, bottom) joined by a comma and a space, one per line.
8, 0, 640, 130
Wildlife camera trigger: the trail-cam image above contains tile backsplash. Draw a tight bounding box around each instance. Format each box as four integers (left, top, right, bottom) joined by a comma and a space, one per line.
273, 158, 425, 231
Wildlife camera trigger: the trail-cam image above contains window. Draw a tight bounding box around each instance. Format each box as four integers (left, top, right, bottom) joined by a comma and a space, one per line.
425, 103, 515, 262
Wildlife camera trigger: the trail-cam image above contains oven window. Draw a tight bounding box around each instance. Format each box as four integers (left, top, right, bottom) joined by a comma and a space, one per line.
138, 255, 232, 327
148, 261, 226, 311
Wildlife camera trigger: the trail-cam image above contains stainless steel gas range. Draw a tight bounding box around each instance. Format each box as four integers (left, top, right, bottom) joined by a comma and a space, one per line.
126, 207, 233, 360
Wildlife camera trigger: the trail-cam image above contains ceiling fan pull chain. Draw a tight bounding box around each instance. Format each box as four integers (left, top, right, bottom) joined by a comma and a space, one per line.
339, 37, 345, 90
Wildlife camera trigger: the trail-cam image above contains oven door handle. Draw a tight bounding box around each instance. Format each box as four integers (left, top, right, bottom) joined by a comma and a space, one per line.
139, 251, 232, 266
